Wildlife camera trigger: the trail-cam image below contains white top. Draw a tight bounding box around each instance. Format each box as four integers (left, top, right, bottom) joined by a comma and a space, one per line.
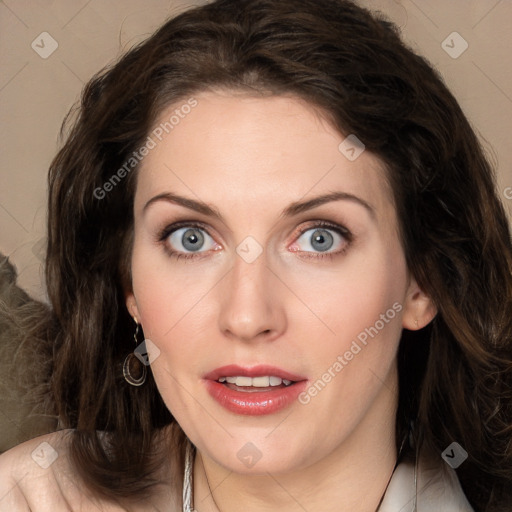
182, 441, 475, 512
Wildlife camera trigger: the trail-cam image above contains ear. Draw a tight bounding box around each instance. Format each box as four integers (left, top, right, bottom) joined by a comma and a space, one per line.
125, 291, 141, 322
402, 277, 437, 330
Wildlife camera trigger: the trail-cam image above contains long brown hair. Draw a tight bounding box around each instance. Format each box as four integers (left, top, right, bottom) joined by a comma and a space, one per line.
42, 0, 512, 509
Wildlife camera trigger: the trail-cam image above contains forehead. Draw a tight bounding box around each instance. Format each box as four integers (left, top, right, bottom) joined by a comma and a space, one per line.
135, 91, 394, 220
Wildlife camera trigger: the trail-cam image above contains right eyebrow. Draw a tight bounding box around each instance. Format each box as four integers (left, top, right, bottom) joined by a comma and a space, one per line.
143, 192, 225, 221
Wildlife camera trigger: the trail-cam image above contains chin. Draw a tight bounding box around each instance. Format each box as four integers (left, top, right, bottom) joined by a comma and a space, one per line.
199, 431, 323, 475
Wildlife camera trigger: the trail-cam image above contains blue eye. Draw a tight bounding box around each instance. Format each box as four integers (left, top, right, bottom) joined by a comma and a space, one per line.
170, 227, 204, 252
164, 225, 218, 256
299, 228, 334, 252
294, 225, 348, 255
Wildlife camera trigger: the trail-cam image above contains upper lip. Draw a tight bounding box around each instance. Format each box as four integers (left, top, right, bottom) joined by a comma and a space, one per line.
204, 364, 307, 382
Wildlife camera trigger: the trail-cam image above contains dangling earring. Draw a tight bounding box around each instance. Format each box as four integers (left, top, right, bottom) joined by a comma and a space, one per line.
123, 317, 147, 386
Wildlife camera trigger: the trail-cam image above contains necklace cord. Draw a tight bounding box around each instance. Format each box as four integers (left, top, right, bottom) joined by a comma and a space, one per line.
184, 440, 411, 512
183, 441, 194, 512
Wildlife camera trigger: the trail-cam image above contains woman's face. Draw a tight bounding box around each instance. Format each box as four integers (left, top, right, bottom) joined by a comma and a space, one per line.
127, 91, 434, 474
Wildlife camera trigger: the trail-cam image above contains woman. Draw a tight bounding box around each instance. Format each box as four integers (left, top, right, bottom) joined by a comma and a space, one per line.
0, 0, 511, 510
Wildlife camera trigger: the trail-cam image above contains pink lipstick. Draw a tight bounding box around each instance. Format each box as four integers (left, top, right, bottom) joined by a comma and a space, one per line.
203, 364, 308, 416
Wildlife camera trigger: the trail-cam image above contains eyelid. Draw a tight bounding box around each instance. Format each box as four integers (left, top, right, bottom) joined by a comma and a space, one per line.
290, 220, 352, 243
157, 220, 213, 241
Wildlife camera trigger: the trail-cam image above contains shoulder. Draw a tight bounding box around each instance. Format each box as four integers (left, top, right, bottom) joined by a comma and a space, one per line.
0, 430, 120, 511
0, 430, 68, 510
0, 429, 184, 511
378, 447, 475, 512
416, 449, 474, 511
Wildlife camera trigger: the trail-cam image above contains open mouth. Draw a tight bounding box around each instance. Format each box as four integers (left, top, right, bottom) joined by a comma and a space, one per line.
217, 375, 295, 392
204, 365, 308, 415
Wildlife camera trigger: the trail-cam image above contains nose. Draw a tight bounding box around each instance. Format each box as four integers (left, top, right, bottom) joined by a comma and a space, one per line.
216, 249, 287, 343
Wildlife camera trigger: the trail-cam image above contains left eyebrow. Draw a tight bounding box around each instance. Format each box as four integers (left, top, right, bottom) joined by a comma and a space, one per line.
282, 191, 376, 220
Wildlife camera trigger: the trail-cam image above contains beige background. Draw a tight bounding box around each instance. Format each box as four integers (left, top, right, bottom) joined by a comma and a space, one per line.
1, 0, 511, 302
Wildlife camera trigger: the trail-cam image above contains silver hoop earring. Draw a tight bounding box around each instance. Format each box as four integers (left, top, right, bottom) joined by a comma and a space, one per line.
123, 319, 147, 386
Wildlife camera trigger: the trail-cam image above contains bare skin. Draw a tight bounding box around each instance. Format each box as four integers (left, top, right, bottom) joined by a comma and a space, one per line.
0, 431, 180, 511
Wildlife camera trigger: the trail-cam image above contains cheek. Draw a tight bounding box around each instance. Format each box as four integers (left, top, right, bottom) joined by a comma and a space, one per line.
130, 245, 209, 411
286, 246, 407, 349
129, 241, 219, 405
130, 236, 213, 340
291, 250, 406, 429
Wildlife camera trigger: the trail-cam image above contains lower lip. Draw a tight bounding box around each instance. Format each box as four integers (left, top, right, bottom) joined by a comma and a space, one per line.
204, 380, 308, 416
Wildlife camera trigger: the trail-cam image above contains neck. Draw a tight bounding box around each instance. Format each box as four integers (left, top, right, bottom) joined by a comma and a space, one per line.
192, 374, 398, 512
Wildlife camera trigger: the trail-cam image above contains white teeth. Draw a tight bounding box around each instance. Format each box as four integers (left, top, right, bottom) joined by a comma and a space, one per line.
217, 376, 293, 387
235, 376, 253, 387
252, 376, 270, 387
269, 376, 282, 386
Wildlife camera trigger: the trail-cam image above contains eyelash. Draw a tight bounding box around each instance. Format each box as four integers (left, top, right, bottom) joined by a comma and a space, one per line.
157, 220, 352, 262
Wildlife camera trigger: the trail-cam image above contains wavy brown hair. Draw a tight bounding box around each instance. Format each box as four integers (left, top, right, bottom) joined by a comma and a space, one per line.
40, 0, 512, 509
